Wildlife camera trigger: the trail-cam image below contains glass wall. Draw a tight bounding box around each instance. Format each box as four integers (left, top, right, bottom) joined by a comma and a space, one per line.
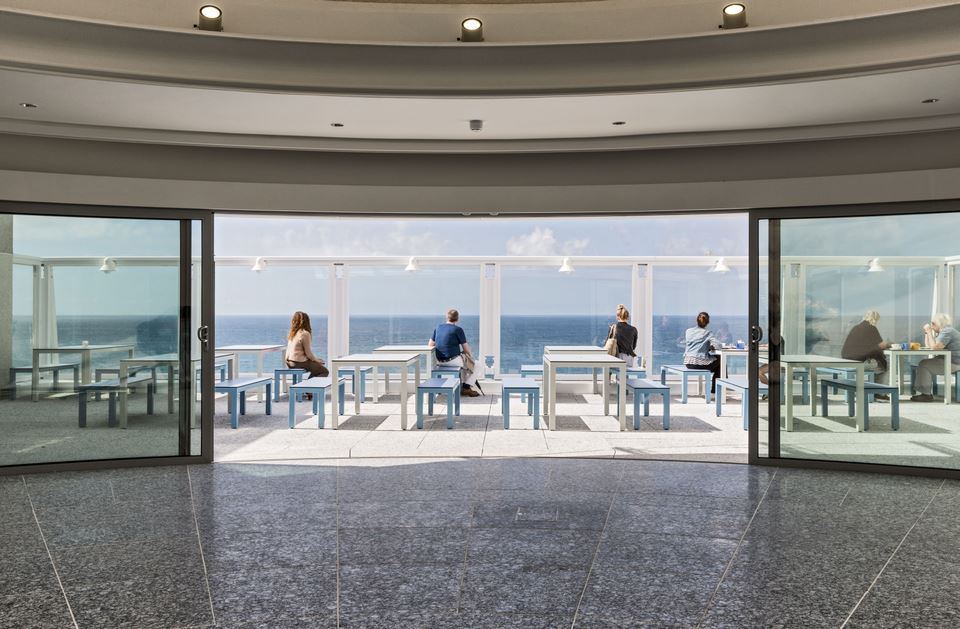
349, 267, 479, 354
652, 266, 748, 372
500, 266, 630, 374
771, 212, 960, 470
1, 213, 190, 467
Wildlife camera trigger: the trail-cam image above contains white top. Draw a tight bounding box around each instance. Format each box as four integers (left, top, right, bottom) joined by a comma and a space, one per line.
373, 345, 432, 352
780, 354, 860, 364
334, 353, 421, 363
544, 346, 607, 353
544, 354, 625, 364
215, 344, 284, 352
35, 344, 134, 351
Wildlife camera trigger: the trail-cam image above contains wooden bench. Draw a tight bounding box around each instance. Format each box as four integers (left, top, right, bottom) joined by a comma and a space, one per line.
660, 365, 713, 404
289, 376, 346, 429
215, 377, 273, 429
716, 377, 768, 431
9, 363, 80, 400
614, 378, 671, 430
416, 377, 460, 429
273, 368, 308, 402
78, 373, 155, 428
501, 378, 540, 430
338, 366, 373, 401
820, 379, 899, 431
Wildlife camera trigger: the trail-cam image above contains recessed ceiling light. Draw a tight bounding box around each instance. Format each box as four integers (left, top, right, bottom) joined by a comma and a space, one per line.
922, 98, 940, 104
19, 102, 37, 109
330, 122, 344, 128
196, 5, 222, 31
460, 18, 483, 42
721, 3, 747, 29
612, 121, 626, 126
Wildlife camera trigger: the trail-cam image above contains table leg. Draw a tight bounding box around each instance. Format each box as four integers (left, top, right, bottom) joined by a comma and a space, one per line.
414, 360, 421, 393
945, 354, 952, 404
118, 363, 129, 429
602, 366, 610, 417
231, 354, 239, 379
720, 353, 728, 379
31, 349, 40, 402
256, 352, 265, 402
592, 367, 598, 395
400, 363, 409, 430
809, 366, 818, 417
618, 365, 626, 431
331, 360, 340, 430
785, 364, 794, 432
855, 364, 865, 431
893, 354, 903, 396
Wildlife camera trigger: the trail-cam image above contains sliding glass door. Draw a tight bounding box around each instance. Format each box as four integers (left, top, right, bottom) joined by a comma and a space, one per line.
750, 204, 960, 473
0, 204, 213, 471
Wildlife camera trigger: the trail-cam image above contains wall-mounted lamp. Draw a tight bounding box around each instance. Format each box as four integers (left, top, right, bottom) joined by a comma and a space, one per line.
721, 3, 747, 29
460, 18, 483, 42
99, 257, 117, 274
708, 257, 730, 273
404, 257, 420, 272
197, 5, 223, 31
251, 256, 266, 272
558, 257, 575, 274
867, 258, 884, 273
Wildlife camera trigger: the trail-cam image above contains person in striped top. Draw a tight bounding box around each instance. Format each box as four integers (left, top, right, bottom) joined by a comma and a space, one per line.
683, 312, 722, 394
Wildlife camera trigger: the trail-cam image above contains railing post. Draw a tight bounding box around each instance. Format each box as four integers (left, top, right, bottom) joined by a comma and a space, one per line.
479, 262, 501, 377
328, 263, 349, 359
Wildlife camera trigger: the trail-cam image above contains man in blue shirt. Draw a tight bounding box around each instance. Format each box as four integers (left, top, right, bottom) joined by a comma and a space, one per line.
428, 308, 480, 397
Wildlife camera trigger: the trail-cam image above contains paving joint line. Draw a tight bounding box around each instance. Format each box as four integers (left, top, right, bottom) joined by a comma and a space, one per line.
24, 475, 79, 629
186, 467, 217, 627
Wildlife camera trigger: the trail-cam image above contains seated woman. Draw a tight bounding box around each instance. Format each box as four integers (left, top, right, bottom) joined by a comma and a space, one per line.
611, 304, 639, 368
841, 310, 890, 393
683, 311, 722, 394
285, 311, 329, 380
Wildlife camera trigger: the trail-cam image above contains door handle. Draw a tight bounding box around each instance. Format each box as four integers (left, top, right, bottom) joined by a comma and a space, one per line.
749, 325, 764, 347
197, 326, 210, 352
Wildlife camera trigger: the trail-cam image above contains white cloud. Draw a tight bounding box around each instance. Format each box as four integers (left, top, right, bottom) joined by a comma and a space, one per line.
505, 227, 590, 256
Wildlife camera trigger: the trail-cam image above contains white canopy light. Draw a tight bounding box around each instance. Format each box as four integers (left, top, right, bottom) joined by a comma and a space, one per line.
404, 257, 420, 272
867, 258, 884, 273
709, 257, 730, 273
251, 256, 266, 272
558, 257, 575, 273
99, 257, 117, 274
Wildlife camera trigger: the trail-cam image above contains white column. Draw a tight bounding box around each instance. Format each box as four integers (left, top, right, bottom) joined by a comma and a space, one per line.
0, 216, 11, 387
479, 263, 501, 377
327, 263, 349, 359
783, 263, 805, 355
634, 264, 653, 371
33, 264, 57, 365
934, 263, 949, 319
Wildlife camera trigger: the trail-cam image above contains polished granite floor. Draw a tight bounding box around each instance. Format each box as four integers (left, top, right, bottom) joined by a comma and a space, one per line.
2, 458, 960, 628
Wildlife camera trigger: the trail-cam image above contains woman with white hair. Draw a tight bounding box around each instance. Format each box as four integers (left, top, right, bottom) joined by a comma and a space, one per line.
912, 313, 960, 402
841, 310, 891, 395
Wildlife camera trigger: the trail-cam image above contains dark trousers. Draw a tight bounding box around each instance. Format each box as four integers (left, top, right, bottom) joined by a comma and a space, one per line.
287, 359, 329, 378
686, 358, 721, 393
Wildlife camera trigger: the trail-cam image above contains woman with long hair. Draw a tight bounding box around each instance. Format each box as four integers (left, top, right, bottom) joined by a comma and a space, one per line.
611, 304, 639, 368
285, 311, 329, 379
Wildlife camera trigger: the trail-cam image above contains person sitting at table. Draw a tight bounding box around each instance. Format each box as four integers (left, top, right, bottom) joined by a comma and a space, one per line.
285, 311, 329, 379
609, 304, 639, 367
683, 312, 722, 395
912, 313, 960, 402
841, 310, 891, 398
428, 308, 480, 397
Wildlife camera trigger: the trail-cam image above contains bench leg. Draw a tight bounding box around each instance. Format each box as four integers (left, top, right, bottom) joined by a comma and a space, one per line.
846, 389, 854, 418
147, 383, 155, 415
681, 374, 688, 404
289, 395, 296, 429
891, 393, 900, 430
864, 399, 870, 431
502, 391, 510, 430
78, 392, 86, 427
447, 396, 454, 429
455, 386, 460, 416
715, 383, 722, 417
52, 370, 59, 391
633, 393, 640, 430
801, 372, 810, 405
820, 381, 828, 416
527, 392, 533, 416
428, 392, 434, 416
662, 393, 670, 430
265, 384, 272, 416
644, 394, 650, 417
108, 393, 117, 428
239, 391, 246, 416
230, 392, 240, 429
660, 367, 667, 385
317, 390, 326, 429
533, 394, 540, 429
360, 374, 366, 402
705, 378, 711, 405
274, 373, 281, 402
73, 366, 79, 393
416, 391, 424, 429
339, 382, 345, 414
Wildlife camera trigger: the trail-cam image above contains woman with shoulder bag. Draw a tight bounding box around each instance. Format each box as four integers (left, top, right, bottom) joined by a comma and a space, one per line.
610, 304, 638, 367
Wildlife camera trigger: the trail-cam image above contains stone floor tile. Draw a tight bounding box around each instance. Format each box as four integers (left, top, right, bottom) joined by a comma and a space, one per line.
471, 497, 613, 531
339, 500, 474, 529
338, 564, 462, 617
339, 527, 468, 565
66, 572, 213, 629
0, 588, 74, 629
201, 530, 337, 571
459, 562, 588, 614
208, 566, 337, 628
467, 528, 600, 568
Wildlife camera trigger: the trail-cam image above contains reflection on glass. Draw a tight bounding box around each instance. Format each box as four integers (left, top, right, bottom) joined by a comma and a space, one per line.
1, 214, 183, 466
500, 267, 630, 374
776, 212, 960, 470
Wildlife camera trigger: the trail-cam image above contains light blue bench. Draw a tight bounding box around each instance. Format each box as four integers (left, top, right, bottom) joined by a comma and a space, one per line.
501, 378, 540, 429
9, 363, 80, 400
518, 365, 543, 402
289, 376, 346, 429
416, 377, 461, 430
273, 368, 308, 402
660, 365, 713, 404
614, 378, 670, 430
338, 366, 372, 401
820, 379, 899, 431
215, 377, 273, 429
93, 365, 158, 401
716, 377, 768, 431
818, 367, 875, 401
196, 362, 228, 383
781, 368, 811, 405
431, 365, 462, 383
78, 373, 154, 428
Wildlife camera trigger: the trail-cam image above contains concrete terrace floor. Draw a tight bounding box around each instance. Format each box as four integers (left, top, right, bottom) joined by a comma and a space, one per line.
4, 458, 960, 628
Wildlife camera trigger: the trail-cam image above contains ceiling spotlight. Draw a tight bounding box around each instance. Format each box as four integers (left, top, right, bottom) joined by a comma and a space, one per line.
708, 257, 731, 273
721, 3, 747, 29
867, 257, 884, 273
251, 256, 266, 272
196, 5, 223, 31
99, 257, 117, 274
558, 257, 575, 274
469, 119, 484, 132
19, 102, 37, 109
460, 18, 483, 42
922, 98, 940, 104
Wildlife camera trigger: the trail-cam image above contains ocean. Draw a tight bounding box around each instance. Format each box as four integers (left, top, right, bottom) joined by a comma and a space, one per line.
12, 314, 751, 374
